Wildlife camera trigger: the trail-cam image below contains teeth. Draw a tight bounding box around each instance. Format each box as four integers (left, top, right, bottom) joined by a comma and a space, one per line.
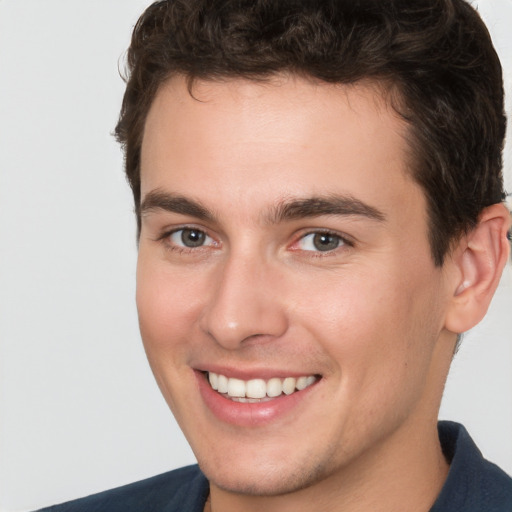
296, 375, 316, 390
207, 372, 317, 399
208, 372, 218, 391
246, 379, 267, 399
227, 378, 245, 398
217, 374, 229, 394
282, 377, 296, 395
266, 377, 282, 397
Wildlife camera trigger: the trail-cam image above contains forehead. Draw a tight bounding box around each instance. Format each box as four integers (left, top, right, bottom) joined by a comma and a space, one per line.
140, 75, 422, 224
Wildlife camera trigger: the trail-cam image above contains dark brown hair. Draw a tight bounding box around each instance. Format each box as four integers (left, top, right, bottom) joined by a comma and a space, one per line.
115, 0, 506, 265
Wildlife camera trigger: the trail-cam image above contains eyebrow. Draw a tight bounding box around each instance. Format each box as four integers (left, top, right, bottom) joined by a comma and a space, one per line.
266, 196, 386, 224
140, 190, 215, 222
140, 190, 386, 224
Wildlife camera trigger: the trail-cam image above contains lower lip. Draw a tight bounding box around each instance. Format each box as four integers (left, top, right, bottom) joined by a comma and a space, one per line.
195, 371, 318, 427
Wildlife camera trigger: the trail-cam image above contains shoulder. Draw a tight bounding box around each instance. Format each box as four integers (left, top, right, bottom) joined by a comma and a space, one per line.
432, 422, 512, 512
35, 465, 209, 512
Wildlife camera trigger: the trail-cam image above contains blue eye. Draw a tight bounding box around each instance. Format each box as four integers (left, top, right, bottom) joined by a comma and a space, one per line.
297, 232, 344, 252
169, 228, 214, 248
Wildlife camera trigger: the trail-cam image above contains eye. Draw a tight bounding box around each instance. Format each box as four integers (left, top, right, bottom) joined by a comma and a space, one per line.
296, 232, 345, 252
168, 228, 215, 248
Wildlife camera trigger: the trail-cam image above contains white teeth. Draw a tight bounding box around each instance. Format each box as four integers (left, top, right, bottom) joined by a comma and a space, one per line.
207, 372, 317, 399
208, 372, 218, 391
246, 379, 267, 399
217, 374, 229, 394
266, 377, 283, 397
227, 378, 245, 397
305, 376, 316, 387
296, 376, 315, 390
282, 377, 296, 395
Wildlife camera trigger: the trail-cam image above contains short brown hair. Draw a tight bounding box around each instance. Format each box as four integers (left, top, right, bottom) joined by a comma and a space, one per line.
115, 0, 506, 265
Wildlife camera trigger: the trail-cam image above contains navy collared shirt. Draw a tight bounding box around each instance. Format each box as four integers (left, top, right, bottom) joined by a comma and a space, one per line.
37, 422, 512, 511
430, 421, 512, 511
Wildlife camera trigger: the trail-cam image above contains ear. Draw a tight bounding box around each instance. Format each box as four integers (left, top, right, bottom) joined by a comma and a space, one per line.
444, 203, 511, 334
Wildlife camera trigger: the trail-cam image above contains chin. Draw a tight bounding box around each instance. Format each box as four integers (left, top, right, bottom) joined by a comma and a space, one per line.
199, 454, 332, 497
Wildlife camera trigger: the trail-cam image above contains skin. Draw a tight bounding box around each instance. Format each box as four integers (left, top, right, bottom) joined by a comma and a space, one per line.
136, 75, 509, 512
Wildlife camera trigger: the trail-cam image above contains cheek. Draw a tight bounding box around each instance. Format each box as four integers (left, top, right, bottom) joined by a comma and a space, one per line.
296, 263, 441, 395
137, 253, 203, 333
135, 255, 210, 415
135, 255, 208, 381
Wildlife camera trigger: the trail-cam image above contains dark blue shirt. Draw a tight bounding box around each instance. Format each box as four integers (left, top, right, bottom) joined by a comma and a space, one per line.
37, 422, 512, 511
430, 422, 512, 511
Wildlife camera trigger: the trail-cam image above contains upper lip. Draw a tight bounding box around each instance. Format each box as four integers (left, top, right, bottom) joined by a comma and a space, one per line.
195, 366, 320, 381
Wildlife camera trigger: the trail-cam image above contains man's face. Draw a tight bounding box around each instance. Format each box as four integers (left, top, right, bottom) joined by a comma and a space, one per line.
137, 76, 454, 495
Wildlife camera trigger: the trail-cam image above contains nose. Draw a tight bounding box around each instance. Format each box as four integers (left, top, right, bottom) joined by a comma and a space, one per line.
199, 251, 289, 350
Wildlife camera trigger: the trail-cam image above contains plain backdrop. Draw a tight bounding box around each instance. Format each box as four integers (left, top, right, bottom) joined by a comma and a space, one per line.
0, 1, 511, 511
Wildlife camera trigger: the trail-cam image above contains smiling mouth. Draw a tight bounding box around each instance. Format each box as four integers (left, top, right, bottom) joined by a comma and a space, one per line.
206, 371, 319, 403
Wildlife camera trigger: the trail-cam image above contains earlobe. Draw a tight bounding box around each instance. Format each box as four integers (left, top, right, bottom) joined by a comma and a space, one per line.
444, 203, 511, 334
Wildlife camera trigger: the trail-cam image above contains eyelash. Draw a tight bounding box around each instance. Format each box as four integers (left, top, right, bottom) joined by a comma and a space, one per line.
157, 226, 218, 254
291, 229, 353, 256
157, 227, 353, 256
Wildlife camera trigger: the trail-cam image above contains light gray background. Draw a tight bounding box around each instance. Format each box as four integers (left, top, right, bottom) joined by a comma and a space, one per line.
0, 1, 511, 511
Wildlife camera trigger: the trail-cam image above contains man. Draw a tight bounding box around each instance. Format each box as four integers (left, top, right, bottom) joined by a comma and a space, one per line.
38, 0, 511, 510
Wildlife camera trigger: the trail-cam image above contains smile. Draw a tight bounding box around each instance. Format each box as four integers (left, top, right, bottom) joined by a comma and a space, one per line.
207, 372, 318, 402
